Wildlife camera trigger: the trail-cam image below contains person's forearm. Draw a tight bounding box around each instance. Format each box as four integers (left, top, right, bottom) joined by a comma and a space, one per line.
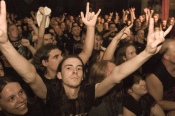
114, 50, 152, 82
103, 32, 122, 60
103, 31, 113, 38
158, 100, 175, 111
30, 24, 38, 36
0, 41, 37, 83
79, 26, 95, 64
27, 45, 36, 55
38, 15, 47, 38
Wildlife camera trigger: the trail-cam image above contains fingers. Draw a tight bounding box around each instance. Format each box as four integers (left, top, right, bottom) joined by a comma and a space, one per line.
0, 0, 6, 17
85, 2, 89, 18
96, 9, 101, 16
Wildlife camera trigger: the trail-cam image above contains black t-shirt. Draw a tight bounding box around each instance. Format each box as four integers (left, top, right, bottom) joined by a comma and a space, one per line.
39, 73, 59, 90
46, 83, 95, 116
123, 93, 156, 116
102, 30, 116, 48
0, 101, 46, 116
153, 61, 175, 101
65, 37, 82, 55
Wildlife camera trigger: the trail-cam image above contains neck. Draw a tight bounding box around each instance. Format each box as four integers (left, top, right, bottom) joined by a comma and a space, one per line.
137, 38, 144, 44
73, 35, 80, 41
63, 84, 80, 99
44, 70, 56, 79
130, 93, 141, 101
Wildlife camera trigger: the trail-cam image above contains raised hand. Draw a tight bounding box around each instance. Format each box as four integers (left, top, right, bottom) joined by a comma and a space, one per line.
80, 2, 101, 27
27, 18, 34, 25
145, 17, 165, 55
0, 0, 8, 44
38, 7, 46, 16
21, 39, 30, 47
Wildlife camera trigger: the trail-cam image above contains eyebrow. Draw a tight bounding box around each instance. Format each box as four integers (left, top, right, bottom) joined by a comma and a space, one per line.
64, 64, 82, 67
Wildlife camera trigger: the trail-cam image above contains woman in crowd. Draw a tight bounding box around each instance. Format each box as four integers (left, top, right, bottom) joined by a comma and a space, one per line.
0, 76, 45, 116
122, 71, 165, 116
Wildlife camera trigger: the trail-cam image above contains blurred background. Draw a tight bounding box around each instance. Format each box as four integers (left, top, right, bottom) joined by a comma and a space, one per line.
6, 0, 175, 19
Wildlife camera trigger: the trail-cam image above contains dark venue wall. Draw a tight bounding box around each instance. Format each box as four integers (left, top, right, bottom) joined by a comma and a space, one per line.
6, 0, 142, 18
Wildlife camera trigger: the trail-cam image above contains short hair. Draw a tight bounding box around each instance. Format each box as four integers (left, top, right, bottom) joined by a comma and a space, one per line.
32, 44, 59, 74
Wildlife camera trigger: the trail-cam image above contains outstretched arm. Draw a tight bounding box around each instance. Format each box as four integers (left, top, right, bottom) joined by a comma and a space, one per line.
103, 24, 132, 60
78, 2, 101, 64
0, 1, 47, 100
95, 15, 165, 98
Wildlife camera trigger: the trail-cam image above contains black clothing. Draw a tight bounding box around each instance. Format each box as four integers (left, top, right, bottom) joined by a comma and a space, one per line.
65, 37, 82, 55
153, 61, 175, 101
123, 93, 156, 116
134, 41, 146, 54
102, 30, 116, 48
46, 83, 95, 116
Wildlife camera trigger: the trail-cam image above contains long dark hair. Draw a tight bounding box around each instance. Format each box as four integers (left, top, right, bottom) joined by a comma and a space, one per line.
56, 55, 87, 115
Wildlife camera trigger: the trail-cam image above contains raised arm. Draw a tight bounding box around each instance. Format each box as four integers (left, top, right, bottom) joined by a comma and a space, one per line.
27, 18, 38, 37
95, 15, 165, 98
103, 24, 132, 60
35, 7, 49, 50
0, 1, 47, 100
21, 38, 36, 56
78, 2, 101, 64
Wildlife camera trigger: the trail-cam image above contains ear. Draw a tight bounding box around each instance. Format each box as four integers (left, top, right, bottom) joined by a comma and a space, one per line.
57, 72, 62, 80
163, 54, 169, 60
127, 88, 133, 94
42, 59, 48, 67
122, 56, 127, 61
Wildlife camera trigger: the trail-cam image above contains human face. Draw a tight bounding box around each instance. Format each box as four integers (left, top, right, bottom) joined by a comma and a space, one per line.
43, 34, 53, 45
135, 19, 141, 27
129, 79, 147, 100
71, 26, 80, 36
137, 30, 145, 40
123, 45, 137, 61
8, 25, 19, 41
54, 25, 63, 35
0, 82, 28, 115
58, 58, 83, 88
46, 49, 63, 72
109, 24, 117, 32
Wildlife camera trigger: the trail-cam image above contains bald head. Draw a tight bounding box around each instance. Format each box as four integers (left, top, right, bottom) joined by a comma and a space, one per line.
159, 39, 175, 56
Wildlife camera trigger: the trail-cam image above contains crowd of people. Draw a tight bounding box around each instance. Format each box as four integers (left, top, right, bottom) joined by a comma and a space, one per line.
0, 0, 174, 115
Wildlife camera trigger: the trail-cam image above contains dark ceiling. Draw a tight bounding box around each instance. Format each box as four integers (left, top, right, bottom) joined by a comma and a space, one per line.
6, 0, 141, 19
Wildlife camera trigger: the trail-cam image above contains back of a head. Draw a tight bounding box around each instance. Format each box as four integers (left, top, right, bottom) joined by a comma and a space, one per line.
159, 39, 175, 57
88, 60, 109, 84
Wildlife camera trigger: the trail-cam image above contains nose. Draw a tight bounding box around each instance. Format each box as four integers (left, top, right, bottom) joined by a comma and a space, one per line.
73, 68, 78, 74
16, 95, 25, 103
